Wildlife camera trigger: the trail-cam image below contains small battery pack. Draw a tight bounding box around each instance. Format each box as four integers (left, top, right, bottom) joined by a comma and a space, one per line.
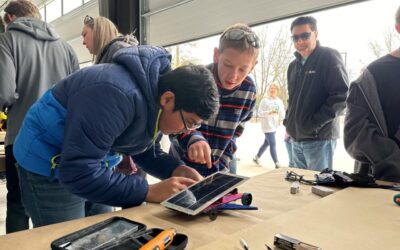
311, 185, 334, 197
274, 233, 321, 250
290, 181, 300, 194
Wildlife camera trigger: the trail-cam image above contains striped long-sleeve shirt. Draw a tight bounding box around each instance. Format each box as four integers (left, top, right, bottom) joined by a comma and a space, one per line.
169, 63, 256, 176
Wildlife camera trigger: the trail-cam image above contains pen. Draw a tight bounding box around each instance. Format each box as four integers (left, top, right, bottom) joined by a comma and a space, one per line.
240, 238, 251, 250
139, 228, 176, 250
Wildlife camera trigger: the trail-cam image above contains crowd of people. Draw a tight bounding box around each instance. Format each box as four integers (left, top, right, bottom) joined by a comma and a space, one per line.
0, 0, 399, 234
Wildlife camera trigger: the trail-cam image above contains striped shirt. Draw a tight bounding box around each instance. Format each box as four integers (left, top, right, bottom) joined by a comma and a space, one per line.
170, 63, 256, 176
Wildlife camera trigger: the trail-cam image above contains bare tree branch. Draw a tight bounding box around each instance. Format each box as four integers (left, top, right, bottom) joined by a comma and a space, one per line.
368, 26, 400, 59
253, 25, 293, 107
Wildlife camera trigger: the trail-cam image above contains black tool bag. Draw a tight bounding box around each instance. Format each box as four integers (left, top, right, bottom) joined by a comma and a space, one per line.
315, 168, 400, 190
51, 216, 188, 250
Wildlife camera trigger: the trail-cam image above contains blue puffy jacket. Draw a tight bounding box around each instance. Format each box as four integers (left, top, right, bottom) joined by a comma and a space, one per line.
14, 45, 184, 207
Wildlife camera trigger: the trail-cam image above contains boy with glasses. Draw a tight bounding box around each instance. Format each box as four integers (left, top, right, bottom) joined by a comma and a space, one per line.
284, 16, 348, 171
170, 23, 259, 176
344, 6, 400, 182
12, 46, 219, 228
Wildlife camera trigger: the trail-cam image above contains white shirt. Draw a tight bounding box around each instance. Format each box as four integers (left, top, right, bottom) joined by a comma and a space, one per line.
258, 96, 285, 133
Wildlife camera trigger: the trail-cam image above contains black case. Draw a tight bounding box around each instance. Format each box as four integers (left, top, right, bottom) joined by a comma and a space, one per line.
51, 216, 188, 250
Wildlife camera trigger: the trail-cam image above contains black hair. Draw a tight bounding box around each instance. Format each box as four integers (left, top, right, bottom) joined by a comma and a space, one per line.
290, 16, 318, 32
158, 65, 219, 120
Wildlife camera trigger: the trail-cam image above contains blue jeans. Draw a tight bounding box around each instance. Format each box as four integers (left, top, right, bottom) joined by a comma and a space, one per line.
291, 140, 337, 171
18, 167, 112, 228
228, 156, 237, 174
256, 132, 278, 163
284, 138, 295, 167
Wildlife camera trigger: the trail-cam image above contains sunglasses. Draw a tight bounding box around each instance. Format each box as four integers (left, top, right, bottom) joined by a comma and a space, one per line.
220, 29, 260, 49
83, 15, 94, 25
179, 110, 201, 131
291, 32, 312, 42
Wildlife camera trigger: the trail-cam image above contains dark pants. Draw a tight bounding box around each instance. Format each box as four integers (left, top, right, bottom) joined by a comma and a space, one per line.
5, 145, 29, 233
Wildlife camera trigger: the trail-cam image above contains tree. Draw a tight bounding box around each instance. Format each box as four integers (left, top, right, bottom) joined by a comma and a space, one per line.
166, 42, 201, 69
368, 26, 400, 59
252, 25, 293, 108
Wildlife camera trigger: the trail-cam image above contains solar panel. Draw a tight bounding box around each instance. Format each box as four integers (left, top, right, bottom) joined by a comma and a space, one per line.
161, 172, 249, 215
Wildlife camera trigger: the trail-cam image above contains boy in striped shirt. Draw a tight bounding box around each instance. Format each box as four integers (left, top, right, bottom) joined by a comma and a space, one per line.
170, 23, 259, 176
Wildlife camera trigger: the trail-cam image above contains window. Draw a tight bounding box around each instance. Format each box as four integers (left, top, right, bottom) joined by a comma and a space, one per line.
46, 0, 62, 23
63, 0, 82, 15
39, 7, 45, 21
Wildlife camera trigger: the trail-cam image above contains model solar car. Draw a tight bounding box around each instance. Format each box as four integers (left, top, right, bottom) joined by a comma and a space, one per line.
202, 188, 257, 221
161, 172, 258, 221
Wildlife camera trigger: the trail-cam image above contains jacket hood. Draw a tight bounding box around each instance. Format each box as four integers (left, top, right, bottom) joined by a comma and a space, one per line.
112, 45, 171, 114
112, 34, 139, 46
7, 17, 59, 41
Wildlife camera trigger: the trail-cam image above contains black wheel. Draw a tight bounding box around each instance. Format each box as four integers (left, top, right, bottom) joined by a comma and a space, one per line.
208, 209, 218, 221
230, 188, 238, 195
241, 193, 252, 205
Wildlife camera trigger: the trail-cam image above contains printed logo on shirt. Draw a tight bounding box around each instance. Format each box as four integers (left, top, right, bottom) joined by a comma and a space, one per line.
305, 70, 317, 74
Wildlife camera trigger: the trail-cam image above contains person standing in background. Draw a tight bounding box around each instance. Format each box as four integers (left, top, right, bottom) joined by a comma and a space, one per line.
81, 15, 140, 214
81, 15, 138, 64
284, 16, 348, 171
344, 6, 400, 182
0, 0, 79, 233
253, 84, 285, 168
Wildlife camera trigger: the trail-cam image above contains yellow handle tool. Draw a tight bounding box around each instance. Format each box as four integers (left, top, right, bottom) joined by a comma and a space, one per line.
139, 228, 176, 250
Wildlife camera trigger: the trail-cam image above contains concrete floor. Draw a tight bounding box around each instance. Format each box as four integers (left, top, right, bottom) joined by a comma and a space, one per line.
0, 121, 354, 236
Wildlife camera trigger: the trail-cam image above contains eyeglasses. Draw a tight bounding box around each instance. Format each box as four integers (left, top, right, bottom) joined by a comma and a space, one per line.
83, 15, 94, 25
285, 171, 315, 185
220, 29, 260, 49
179, 110, 201, 131
291, 32, 312, 42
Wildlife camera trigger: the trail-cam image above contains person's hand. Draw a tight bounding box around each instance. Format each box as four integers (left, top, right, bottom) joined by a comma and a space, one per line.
188, 140, 212, 168
172, 165, 204, 182
145, 177, 196, 203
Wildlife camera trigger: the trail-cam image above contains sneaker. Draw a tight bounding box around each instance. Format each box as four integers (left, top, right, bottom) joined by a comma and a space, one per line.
275, 162, 283, 169
253, 156, 260, 165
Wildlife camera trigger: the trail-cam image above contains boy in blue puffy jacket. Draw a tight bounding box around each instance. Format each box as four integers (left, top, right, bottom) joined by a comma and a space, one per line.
13, 45, 219, 228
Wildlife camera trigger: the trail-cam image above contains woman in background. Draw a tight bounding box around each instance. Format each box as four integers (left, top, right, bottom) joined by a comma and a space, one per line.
253, 84, 285, 168
80, 15, 139, 215
82, 15, 138, 64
